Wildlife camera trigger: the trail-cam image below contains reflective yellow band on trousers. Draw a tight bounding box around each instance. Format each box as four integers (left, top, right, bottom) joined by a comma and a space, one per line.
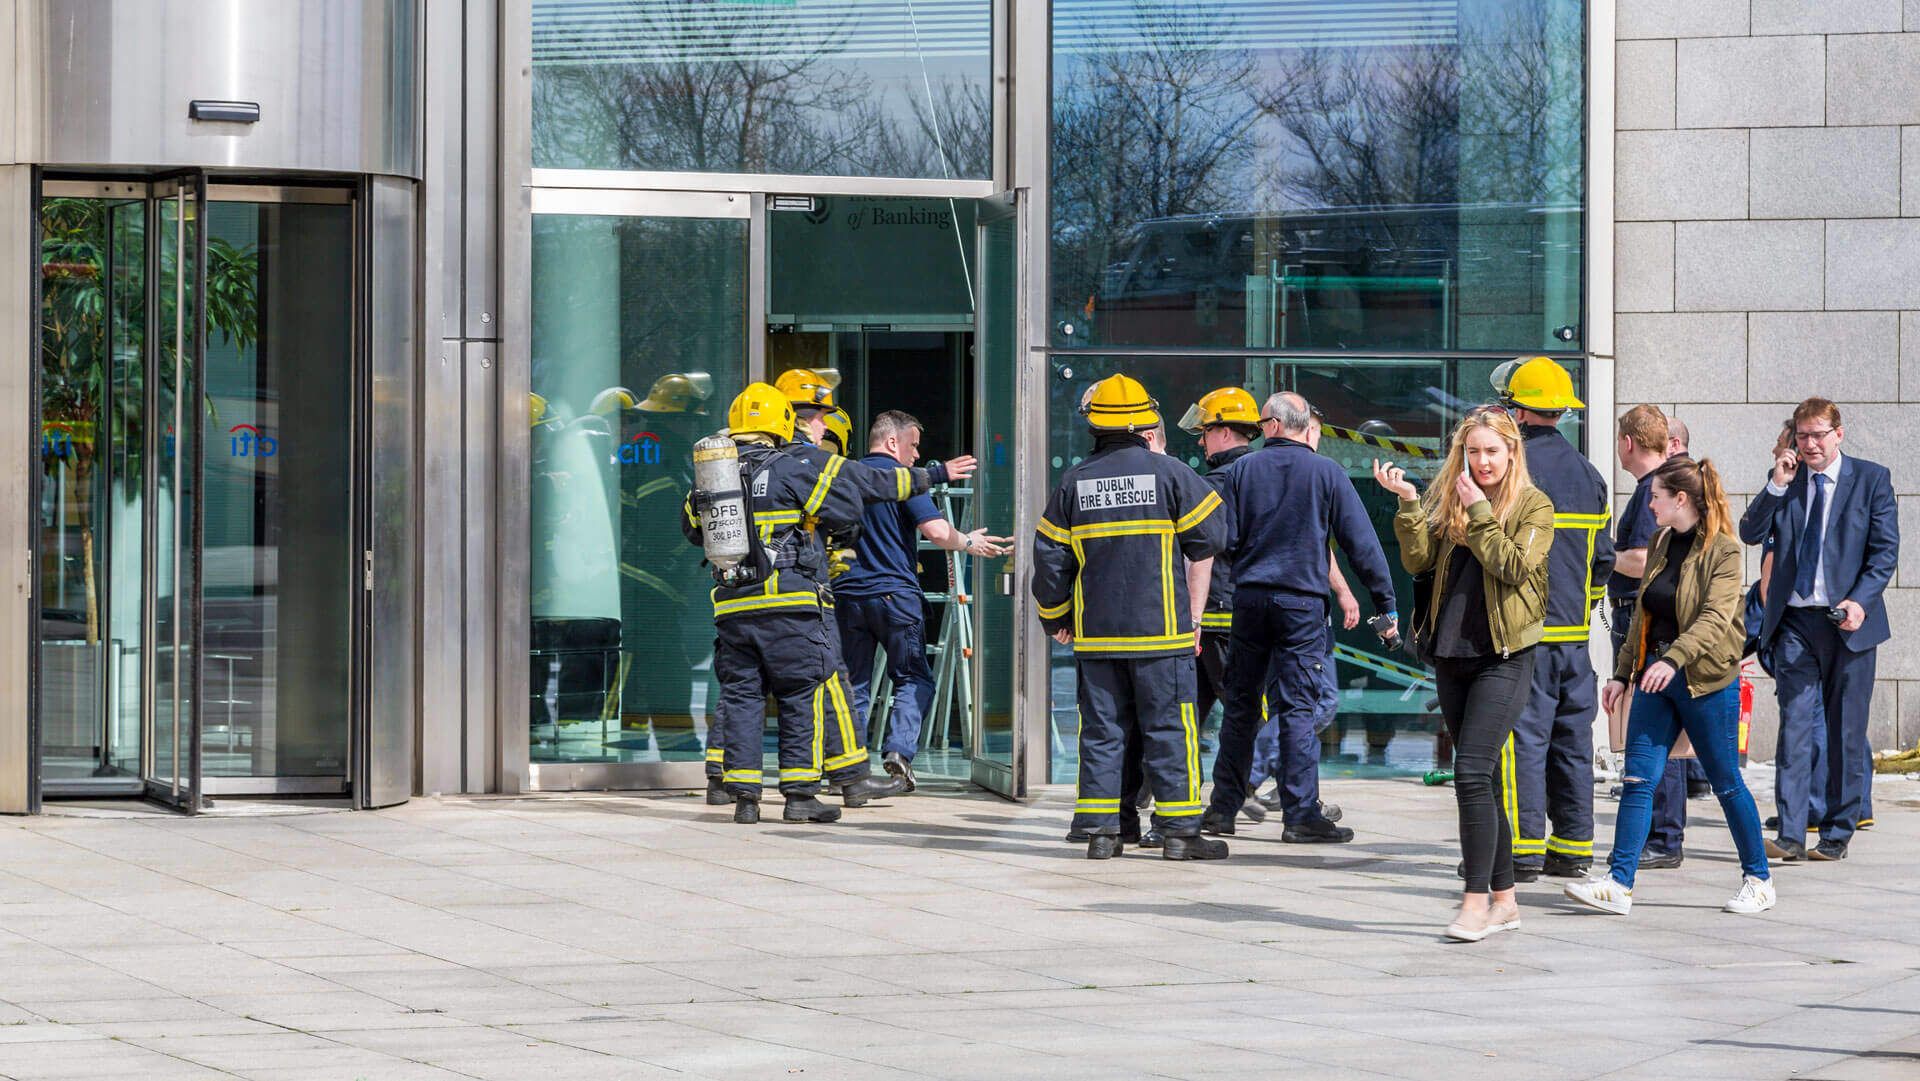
723, 769, 762, 784
1546, 835, 1594, 856
1199, 612, 1233, 630
1075, 798, 1121, 812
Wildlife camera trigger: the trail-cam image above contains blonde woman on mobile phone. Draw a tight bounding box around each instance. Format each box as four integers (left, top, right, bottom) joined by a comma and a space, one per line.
1374, 409, 1553, 942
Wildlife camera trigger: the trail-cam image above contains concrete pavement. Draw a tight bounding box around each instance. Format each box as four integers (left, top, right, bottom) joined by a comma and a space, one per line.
1, 771, 1917, 1081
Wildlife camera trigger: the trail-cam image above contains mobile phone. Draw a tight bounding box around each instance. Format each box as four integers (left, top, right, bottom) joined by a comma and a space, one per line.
1827, 606, 1847, 625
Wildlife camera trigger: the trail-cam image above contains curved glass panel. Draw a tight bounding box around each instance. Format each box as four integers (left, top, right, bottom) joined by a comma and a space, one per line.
1050, 0, 1585, 352
533, 0, 993, 179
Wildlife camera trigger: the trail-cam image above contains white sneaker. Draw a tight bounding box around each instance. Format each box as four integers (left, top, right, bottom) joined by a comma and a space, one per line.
1724, 875, 1776, 915
1564, 874, 1633, 915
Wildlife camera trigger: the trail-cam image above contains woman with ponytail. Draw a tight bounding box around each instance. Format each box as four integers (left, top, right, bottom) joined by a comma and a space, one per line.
1566, 456, 1775, 917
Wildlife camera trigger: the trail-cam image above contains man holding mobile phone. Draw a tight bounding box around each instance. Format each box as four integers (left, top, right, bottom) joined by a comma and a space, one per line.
1741, 399, 1899, 862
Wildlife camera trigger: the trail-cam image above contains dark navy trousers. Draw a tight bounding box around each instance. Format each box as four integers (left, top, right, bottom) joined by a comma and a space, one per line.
1209, 587, 1330, 826
837, 593, 935, 760
1773, 607, 1877, 845
1511, 642, 1597, 867
1072, 655, 1204, 837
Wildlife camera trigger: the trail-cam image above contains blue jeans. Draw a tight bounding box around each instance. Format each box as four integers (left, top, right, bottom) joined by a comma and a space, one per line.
837, 593, 934, 760
1607, 671, 1768, 888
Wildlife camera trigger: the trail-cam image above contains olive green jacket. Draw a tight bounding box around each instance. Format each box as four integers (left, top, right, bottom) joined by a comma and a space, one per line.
1613, 527, 1746, 696
1395, 487, 1555, 657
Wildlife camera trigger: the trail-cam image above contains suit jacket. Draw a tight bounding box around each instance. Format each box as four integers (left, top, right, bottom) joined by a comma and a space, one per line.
1739, 454, 1899, 653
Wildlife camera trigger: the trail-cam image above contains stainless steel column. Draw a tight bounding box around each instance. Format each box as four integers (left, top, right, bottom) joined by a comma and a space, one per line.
421, 0, 505, 795
0, 166, 32, 815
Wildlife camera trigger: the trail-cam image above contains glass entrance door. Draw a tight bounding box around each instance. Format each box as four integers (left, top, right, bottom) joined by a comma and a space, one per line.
527, 190, 752, 788
971, 192, 1023, 798
35, 177, 361, 809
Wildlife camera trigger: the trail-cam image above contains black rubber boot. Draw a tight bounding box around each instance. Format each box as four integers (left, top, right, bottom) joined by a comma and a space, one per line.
733, 799, 760, 824
706, 777, 731, 806
882, 752, 918, 793
1087, 835, 1124, 859
1199, 808, 1237, 836
783, 796, 843, 823
1162, 834, 1229, 861
841, 774, 908, 808
1139, 828, 1165, 849
1545, 853, 1595, 876
1281, 819, 1354, 844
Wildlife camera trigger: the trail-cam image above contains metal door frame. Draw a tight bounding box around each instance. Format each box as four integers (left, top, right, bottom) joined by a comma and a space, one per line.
28, 172, 369, 811
518, 186, 756, 792
969, 189, 1027, 799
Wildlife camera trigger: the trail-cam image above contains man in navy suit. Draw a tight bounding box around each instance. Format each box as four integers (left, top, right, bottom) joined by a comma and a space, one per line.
1740, 398, 1899, 861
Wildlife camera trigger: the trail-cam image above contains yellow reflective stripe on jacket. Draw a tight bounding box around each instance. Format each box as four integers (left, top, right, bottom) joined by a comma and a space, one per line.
712, 570, 821, 617
1036, 516, 1070, 544
803, 455, 845, 515
1160, 533, 1175, 636
1070, 518, 1174, 540
1175, 489, 1222, 532
895, 467, 911, 500
1199, 612, 1233, 630
1073, 633, 1196, 654
1544, 511, 1611, 638
1039, 599, 1072, 620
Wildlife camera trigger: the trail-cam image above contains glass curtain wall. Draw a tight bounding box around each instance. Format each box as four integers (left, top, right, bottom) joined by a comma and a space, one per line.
528, 213, 748, 767
532, 0, 993, 179
1046, 0, 1587, 781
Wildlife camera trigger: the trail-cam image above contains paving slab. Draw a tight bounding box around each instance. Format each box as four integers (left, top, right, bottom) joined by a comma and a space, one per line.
2, 774, 1917, 1080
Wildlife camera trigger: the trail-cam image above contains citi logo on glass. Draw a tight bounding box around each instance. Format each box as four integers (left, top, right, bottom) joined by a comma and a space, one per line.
615, 431, 662, 466
229, 423, 277, 458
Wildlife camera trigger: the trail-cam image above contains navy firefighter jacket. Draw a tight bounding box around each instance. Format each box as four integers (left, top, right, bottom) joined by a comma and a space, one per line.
1032, 434, 1233, 658
682, 440, 941, 621
1218, 438, 1396, 614
1198, 444, 1256, 633
1519, 423, 1614, 642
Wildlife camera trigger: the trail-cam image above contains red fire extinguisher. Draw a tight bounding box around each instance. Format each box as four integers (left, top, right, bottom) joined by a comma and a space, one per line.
1737, 665, 1755, 768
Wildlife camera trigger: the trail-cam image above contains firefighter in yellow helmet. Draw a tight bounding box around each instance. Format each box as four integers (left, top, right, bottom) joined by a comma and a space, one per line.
1032, 374, 1233, 860
819, 407, 853, 456
1488, 356, 1613, 880
687, 384, 970, 819
638, 372, 714, 414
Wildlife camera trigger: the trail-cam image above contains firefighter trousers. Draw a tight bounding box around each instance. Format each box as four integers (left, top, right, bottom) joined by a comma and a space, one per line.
1509, 642, 1597, 867
711, 609, 871, 800
1072, 655, 1205, 837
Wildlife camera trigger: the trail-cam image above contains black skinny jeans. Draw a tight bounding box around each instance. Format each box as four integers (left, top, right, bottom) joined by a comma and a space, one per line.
1433, 649, 1537, 893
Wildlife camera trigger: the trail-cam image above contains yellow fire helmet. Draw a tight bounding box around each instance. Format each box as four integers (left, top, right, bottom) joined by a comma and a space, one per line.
588, 386, 637, 415
1492, 355, 1584, 411
820, 407, 853, 455
773, 367, 841, 409
726, 382, 797, 442
1081, 373, 1161, 432
638, 371, 714, 414
1177, 386, 1261, 434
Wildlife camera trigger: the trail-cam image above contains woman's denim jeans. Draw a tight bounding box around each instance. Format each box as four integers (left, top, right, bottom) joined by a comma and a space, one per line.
1607, 670, 1769, 888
